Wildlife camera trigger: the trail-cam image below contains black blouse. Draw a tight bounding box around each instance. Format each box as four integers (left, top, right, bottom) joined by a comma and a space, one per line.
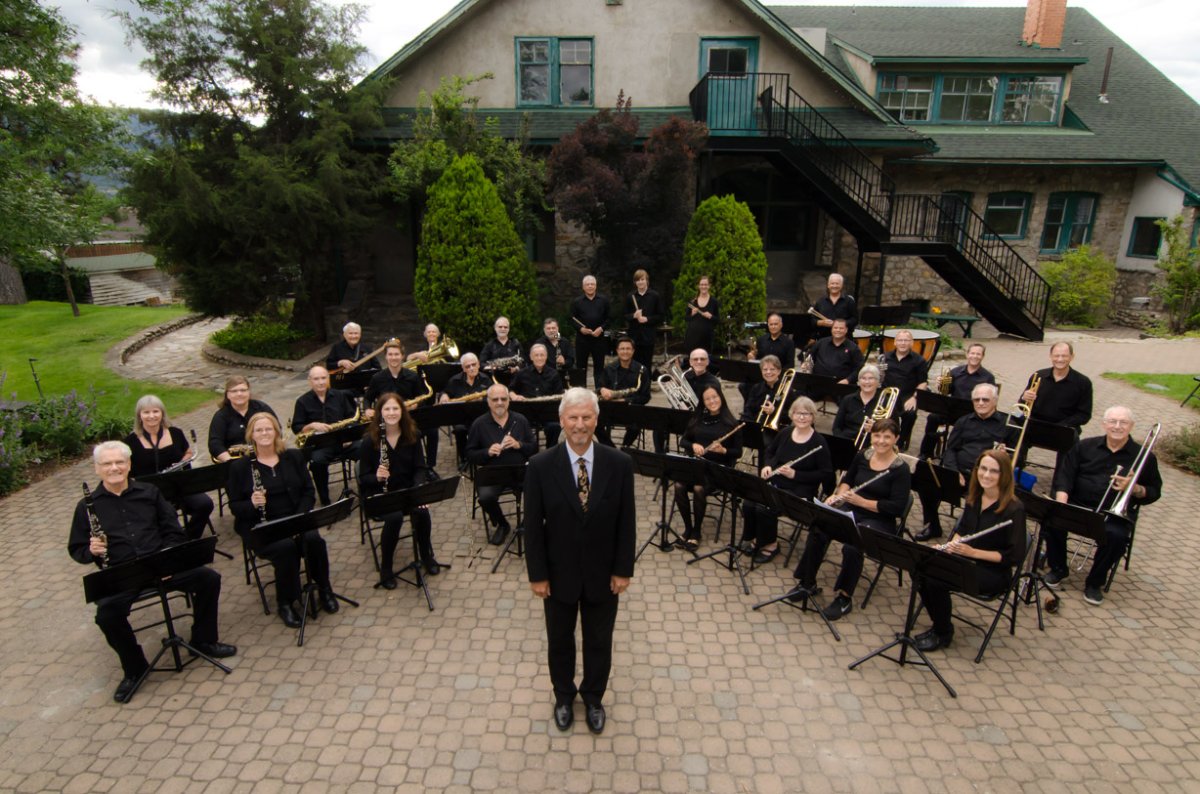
227, 449, 315, 534
683, 412, 743, 467
839, 453, 911, 521
125, 426, 190, 477
208, 400, 277, 457
832, 392, 880, 440
359, 435, 428, 496
950, 499, 1026, 574
764, 430, 835, 498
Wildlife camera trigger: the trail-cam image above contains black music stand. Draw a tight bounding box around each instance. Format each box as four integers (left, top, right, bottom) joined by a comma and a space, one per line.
753, 494, 858, 641
82, 537, 230, 702
138, 462, 234, 559
794, 372, 856, 405
250, 499, 359, 646
689, 465, 775, 595
365, 476, 462, 610
598, 400, 647, 449
301, 423, 366, 501
411, 401, 487, 432
628, 450, 706, 559
472, 464, 528, 573
330, 369, 375, 395
1017, 492, 1107, 622
912, 458, 967, 514
821, 432, 858, 473
860, 305, 913, 326
848, 532, 977, 698
915, 391, 975, 425
419, 363, 460, 393
711, 358, 762, 385
1021, 418, 1077, 464
509, 400, 560, 425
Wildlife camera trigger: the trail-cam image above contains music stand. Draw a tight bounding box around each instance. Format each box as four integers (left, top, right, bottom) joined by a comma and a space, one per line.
471, 464, 527, 573
419, 363, 460, 393
330, 369, 375, 395
509, 400, 560, 425
860, 305, 913, 326
848, 531, 978, 697
753, 493, 858, 640
689, 464, 776, 595
82, 536, 230, 702
138, 462, 234, 559
711, 358, 762, 385
411, 401, 487, 432
1021, 418, 1077, 458
250, 498, 359, 646
912, 458, 966, 511
300, 422, 366, 501
820, 432, 858, 473
1017, 491, 1107, 621
794, 372, 856, 405
628, 450, 707, 559
915, 391, 975, 425
365, 477, 462, 610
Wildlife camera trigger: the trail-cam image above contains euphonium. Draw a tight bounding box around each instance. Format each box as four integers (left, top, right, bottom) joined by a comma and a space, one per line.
854, 387, 899, 449
756, 369, 796, 431
797, 352, 814, 374
403, 336, 459, 369
656, 355, 699, 411
296, 408, 363, 447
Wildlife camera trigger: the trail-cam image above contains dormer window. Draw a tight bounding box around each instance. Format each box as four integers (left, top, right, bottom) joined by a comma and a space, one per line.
877, 72, 1063, 125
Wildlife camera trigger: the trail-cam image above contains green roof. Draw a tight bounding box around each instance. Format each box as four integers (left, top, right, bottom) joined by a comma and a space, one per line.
771, 5, 1200, 195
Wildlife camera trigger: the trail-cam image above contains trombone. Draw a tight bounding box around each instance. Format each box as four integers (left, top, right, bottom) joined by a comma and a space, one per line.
1096, 422, 1161, 518
854, 387, 899, 449
995, 372, 1039, 471
756, 368, 796, 431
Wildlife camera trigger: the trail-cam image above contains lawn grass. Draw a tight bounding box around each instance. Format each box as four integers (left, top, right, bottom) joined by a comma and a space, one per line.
0, 301, 217, 417
1102, 372, 1200, 411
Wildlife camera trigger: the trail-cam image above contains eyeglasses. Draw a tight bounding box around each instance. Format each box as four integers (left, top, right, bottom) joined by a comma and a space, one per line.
972, 397, 994, 403
794, 412, 813, 417
1103, 418, 1131, 427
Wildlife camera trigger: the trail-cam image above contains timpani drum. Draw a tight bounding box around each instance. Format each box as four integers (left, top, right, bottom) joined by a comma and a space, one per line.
853, 328, 880, 356
882, 328, 941, 362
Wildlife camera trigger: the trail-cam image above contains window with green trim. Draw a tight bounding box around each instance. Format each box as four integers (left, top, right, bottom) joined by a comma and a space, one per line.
1127, 217, 1165, 259
1041, 193, 1098, 253
1002, 76, 1061, 123
876, 73, 1063, 125
940, 77, 996, 122
983, 192, 1030, 238
878, 75, 933, 122
516, 37, 593, 107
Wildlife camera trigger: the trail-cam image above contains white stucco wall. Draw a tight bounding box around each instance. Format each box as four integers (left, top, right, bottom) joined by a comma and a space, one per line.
383, 0, 858, 110
1115, 167, 1186, 269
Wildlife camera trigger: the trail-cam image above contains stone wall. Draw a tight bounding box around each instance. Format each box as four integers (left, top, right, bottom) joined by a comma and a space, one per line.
545, 217, 599, 315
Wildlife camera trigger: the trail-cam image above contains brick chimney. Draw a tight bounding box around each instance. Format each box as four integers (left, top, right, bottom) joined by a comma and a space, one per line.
1022, 0, 1067, 49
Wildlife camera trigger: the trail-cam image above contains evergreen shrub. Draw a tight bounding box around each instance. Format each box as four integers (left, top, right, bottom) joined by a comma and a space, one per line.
1040, 245, 1116, 326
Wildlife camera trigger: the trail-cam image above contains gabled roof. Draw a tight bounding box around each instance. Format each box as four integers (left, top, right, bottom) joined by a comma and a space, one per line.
771, 6, 1200, 197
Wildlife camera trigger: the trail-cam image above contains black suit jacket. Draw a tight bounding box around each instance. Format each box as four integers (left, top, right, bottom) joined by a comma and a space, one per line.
524, 442, 636, 605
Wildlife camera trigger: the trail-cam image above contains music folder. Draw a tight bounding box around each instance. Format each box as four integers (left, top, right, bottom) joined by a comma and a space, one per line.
83, 536, 218, 604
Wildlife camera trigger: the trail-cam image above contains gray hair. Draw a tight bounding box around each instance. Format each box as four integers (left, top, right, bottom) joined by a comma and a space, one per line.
971, 382, 999, 400
460, 353, 479, 367
559, 386, 599, 417
1104, 405, 1134, 424
93, 440, 132, 464
343, 322, 361, 334
133, 394, 170, 434
858, 364, 881, 381
529, 343, 548, 356
760, 354, 781, 370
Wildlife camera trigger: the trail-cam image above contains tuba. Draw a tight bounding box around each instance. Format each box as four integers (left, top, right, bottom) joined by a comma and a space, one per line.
657, 356, 699, 411
756, 369, 796, 431
403, 336, 459, 369
854, 387, 899, 449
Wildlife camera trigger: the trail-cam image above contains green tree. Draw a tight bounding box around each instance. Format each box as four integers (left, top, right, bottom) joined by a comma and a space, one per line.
118, 0, 388, 335
671, 195, 767, 350
0, 0, 125, 315
1153, 215, 1200, 333
388, 74, 547, 236
1040, 244, 1116, 326
416, 155, 539, 345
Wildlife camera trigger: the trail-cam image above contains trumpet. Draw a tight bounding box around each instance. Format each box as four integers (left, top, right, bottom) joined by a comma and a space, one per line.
296, 408, 364, 447
935, 366, 953, 395
807, 306, 831, 323
1102, 423, 1160, 519
403, 336, 458, 369
756, 369, 796, 431
657, 356, 699, 411
854, 387, 899, 449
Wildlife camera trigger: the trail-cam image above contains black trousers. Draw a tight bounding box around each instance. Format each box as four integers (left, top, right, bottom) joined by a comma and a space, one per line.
919, 564, 1010, 635
740, 502, 780, 548
379, 507, 433, 575
918, 412, 948, 458
423, 428, 440, 468
1044, 515, 1131, 589
576, 337, 608, 389
544, 594, 620, 707
478, 484, 520, 528
180, 493, 214, 539
633, 341, 654, 370
94, 566, 221, 678
254, 529, 331, 605
307, 440, 360, 504
897, 407, 917, 449
596, 422, 640, 448
452, 425, 469, 463
673, 483, 711, 539
793, 515, 897, 597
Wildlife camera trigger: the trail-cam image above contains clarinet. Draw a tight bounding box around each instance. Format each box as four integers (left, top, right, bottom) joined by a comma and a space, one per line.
82, 483, 109, 568
251, 459, 266, 522
378, 414, 390, 482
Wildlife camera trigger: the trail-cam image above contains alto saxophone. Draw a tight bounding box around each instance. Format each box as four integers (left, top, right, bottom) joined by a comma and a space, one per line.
82, 483, 108, 568
405, 373, 435, 410
605, 369, 643, 400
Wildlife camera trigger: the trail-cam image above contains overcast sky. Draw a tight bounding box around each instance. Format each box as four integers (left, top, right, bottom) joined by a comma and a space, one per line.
60, 0, 1200, 108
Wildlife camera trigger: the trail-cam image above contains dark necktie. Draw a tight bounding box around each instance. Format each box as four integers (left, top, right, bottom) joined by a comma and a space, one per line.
576, 457, 589, 512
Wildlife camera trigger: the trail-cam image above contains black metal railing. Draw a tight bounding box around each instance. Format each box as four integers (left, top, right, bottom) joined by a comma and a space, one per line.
688, 72, 792, 136
891, 194, 1050, 327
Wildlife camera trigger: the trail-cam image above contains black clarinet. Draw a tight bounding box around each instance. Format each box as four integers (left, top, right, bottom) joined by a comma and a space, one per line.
82, 483, 109, 568
378, 414, 390, 483
251, 459, 266, 522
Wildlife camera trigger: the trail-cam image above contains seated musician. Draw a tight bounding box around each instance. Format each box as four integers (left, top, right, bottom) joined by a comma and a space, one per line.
70, 441, 236, 703
913, 448, 1026, 652
914, 383, 1010, 542
125, 394, 212, 539
624, 269, 664, 369
531, 317, 575, 374
740, 355, 788, 452
405, 323, 442, 365
510, 343, 565, 447
811, 273, 858, 338
790, 417, 911, 621
809, 319, 864, 386
326, 322, 380, 374
293, 365, 361, 506
227, 413, 340, 628
673, 385, 743, 552
480, 316, 523, 374
740, 397, 834, 565
439, 353, 494, 470
1044, 405, 1160, 606
918, 342, 996, 458
1022, 341, 1093, 464
752, 313, 796, 368
467, 384, 537, 546
653, 348, 721, 454
832, 364, 882, 440
597, 336, 650, 448
207, 376, 277, 462
359, 393, 442, 586
368, 339, 438, 467
881, 329, 929, 451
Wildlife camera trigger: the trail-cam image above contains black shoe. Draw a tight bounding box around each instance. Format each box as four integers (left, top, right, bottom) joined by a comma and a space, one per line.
915, 628, 954, 652
914, 525, 943, 542
424, 559, 442, 576
113, 674, 143, 704
489, 524, 510, 546
278, 602, 302, 629
1084, 585, 1104, 606
821, 594, 853, 621
319, 588, 339, 614
1044, 569, 1068, 589
191, 641, 237, 659
554, 702, 573, 731
378, 574, 398, 590
753, 547, 779, 565
786, 583, 814, 603
585, 703, 606, 734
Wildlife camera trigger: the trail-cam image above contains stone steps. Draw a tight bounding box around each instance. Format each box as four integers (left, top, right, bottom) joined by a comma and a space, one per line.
87, 272, 171, 306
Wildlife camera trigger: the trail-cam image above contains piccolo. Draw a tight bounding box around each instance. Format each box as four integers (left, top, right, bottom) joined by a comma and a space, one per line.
703, 422, 746, 454
766, 446, 821, 481
936, 519, 1013, 551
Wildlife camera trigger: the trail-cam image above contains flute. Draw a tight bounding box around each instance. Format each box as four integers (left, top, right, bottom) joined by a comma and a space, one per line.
827, 465, 896, 506
935, 519, 1013, 551
703, 422, 745, 454
765, 446, 821, 481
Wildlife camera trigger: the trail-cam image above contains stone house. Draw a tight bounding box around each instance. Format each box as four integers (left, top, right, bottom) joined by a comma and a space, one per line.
356, 0, 1199, 340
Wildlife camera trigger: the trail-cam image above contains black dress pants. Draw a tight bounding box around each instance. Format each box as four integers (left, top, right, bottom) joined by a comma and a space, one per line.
919, 564, 1010, 635
478, 484, 519, 529
253, 529, 330, 604
576, 337, 607, 389
380, 507, 433, 575
740, 502, 779, 548
180, 493, 214, 539
94, 566, 221, 677
544, 594, 620, 706
793, 516, 897, 597
1044, 515, 1131, 589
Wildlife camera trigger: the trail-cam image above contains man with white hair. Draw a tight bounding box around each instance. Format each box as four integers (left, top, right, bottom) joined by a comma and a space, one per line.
525, 388, 635, 734
1045, 405, 1161, 605
69, 441, 236, 703
571, 275, 611, 388
325, 321, 379, 373
439, 353, 494, 470
811, 272, 858, 338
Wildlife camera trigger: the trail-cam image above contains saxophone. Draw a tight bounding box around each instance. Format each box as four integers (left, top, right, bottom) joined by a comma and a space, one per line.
296, 407, 363, 447
82, 483, 108, 568
606, 369, 643, 400
405, 373, 435, 410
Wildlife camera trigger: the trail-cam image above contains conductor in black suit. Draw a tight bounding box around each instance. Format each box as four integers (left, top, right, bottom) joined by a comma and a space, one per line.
525, 387, 636, 735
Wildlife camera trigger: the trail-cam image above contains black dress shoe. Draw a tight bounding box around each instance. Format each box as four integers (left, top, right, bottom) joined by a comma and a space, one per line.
278, 602, 302, 629
753, 547, 779, 565
585, 703, 606, 734
191, 641, 237, 659
113, 674, 143, 704
914, 628, 953, 652
378, 574, 398, 590
553, 702, 573, 731
914, 526, 943, 542
424, 558, 442, 576
319, 588, 340, 614
489, 524, 510, 546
